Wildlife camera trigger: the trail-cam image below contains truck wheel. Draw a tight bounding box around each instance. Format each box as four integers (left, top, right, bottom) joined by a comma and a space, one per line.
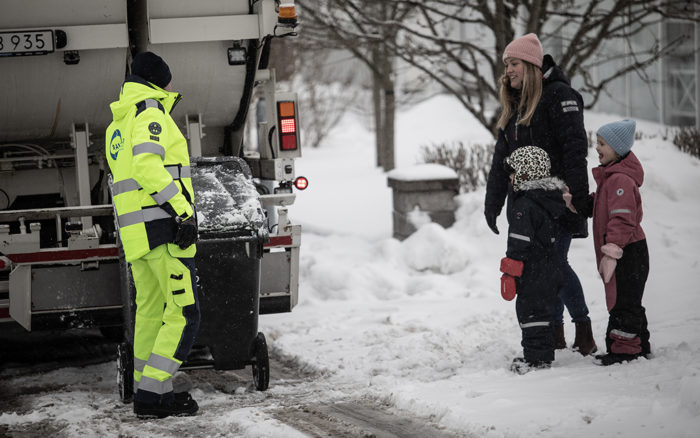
117, 342, 134, 403
252, 332, 269, 391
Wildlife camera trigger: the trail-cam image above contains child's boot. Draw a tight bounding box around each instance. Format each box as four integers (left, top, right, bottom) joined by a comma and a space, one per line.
594, 353, 642, 366
510, 357, 551, 375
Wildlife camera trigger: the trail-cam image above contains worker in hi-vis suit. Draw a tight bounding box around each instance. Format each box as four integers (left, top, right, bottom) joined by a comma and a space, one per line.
106, 51, 200, 419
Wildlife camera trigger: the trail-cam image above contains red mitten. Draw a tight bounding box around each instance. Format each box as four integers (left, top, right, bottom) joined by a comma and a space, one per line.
501, 274, 517, 301
500, 257, 524, 277
598, 255, 617, 283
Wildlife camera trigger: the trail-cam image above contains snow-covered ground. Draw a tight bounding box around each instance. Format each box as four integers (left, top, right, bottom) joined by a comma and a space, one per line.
2, 94, 700, 437
263, 94, 700, 437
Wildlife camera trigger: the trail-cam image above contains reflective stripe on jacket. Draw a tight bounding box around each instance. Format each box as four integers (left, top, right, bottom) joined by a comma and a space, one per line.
105, 76, 196, 262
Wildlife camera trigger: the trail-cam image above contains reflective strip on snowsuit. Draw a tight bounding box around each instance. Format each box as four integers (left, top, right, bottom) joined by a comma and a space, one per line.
105, 76, 200, 404
506, 180, 565, 363
130, 245, 200, 399
105, 77, 195, 263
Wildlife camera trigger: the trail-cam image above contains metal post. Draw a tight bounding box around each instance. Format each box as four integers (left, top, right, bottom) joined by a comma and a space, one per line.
72, 123, 93, 230
186, 113, 204, 158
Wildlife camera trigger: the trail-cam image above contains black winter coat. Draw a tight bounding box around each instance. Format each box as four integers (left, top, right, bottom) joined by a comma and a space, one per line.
506, 177, 567, 299
486, 55, 589, 237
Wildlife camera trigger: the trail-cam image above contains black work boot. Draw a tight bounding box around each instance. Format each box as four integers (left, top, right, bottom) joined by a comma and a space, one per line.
510, 357, 551, 375
553, 325, 566, 350
134, 393, 199, 419
572, 321, 598, 356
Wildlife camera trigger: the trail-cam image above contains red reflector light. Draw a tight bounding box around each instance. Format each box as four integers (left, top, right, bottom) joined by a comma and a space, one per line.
281, 134, 297, 150
294, 176, 308, 190
280, 118, 296, 134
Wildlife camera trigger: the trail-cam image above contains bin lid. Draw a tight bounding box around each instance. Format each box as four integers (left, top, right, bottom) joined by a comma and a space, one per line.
191, 157, 266, 235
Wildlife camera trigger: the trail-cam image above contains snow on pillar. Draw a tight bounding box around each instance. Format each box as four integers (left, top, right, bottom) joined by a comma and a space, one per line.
387, 164, 459, 241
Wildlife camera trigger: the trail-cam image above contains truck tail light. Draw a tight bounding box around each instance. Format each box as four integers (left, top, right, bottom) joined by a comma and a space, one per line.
294, 176, 308, 190
277, 101, 298, 151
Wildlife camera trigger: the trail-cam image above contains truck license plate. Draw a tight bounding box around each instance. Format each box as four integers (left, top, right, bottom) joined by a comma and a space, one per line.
0, 30, 54, 57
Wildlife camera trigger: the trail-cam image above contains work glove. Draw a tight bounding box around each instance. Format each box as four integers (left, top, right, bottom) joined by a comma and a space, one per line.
174, 216, 198, 249
499, 257, 524, 301
484, 207, 500, 235
598, 243, 623, 283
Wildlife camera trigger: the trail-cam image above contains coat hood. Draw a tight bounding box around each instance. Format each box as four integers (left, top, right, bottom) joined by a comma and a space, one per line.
109, 75, 181, 121
592, 150, 644, 188
541, 54, 571, 88
516, 176, 567, 219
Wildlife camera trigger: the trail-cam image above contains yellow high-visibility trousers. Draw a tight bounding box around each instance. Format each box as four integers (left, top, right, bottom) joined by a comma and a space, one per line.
130, 244, 200, 404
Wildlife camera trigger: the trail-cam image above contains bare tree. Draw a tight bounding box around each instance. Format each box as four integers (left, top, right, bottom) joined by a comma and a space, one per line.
380, 0, 698, 135
296, 0, 419, 171
296, 0, 699, 150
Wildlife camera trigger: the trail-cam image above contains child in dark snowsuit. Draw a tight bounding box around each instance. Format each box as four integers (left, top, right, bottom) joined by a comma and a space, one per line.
498, 146, 568, 374
587, 119, 650, 366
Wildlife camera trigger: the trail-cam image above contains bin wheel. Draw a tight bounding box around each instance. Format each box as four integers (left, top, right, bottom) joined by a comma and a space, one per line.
252, 332, 269, 391
117, 342, 134, 404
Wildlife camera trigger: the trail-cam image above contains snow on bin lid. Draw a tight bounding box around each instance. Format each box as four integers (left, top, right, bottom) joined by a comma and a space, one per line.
191, 158, 265, 234
387, 164, 458, 181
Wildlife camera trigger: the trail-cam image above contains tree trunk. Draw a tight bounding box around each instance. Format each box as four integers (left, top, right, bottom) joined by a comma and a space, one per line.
379, 17, 395, 172
382, 81, 396, 171
372, 44, 384, 168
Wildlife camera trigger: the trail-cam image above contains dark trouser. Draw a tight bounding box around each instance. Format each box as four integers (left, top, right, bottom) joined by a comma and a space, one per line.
605, 239, 650, 355
553, 231, 590, 326
516, 260, 561, 363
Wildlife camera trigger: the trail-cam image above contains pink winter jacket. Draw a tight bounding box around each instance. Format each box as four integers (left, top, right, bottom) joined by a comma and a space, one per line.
591, 150, 646, 273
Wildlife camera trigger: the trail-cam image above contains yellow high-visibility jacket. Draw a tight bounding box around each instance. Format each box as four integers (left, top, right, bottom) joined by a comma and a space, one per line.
106, 76, 196, 262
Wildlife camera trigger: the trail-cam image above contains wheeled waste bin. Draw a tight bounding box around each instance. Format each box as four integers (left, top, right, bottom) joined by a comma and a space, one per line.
117, 157, 270, 403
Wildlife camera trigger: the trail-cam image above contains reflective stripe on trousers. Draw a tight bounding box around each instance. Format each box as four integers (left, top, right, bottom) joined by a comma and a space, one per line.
520, 321, 550, 329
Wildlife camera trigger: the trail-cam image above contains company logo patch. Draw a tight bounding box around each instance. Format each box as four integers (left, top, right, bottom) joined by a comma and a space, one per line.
516, 212, 523, 220
616, 188, 624, 196
561, 100, 579, 113
148, 122, 162, 135
109, 129, 125, 160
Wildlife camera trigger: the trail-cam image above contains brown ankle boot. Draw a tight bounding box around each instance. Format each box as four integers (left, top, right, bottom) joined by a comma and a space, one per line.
553, 325, 566, 349
572, 321, 598, 356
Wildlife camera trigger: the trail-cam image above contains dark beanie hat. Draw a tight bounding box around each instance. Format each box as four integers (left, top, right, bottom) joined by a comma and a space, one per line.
131, 52, 172, 89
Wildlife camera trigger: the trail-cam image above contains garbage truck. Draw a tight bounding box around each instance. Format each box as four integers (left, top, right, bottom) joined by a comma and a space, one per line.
0, 0, 304, 397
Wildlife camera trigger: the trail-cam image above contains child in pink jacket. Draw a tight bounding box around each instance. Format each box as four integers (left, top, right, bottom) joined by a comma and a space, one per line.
582, 119, 650, 365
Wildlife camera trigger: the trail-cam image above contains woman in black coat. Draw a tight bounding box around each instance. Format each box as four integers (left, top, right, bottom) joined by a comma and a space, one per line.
484, 33, 597, 355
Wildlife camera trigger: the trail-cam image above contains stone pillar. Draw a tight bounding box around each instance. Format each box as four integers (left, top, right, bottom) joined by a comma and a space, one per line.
387, 164, 459, 240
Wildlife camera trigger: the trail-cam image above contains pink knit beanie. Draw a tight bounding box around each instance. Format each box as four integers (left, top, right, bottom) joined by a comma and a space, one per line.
502, 33, 543, 68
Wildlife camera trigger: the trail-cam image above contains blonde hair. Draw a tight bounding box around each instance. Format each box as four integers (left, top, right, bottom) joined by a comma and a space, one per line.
496, 61, 543, 130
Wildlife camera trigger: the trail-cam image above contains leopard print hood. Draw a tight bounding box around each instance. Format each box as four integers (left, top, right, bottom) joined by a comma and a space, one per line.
505, 145, 556, 192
